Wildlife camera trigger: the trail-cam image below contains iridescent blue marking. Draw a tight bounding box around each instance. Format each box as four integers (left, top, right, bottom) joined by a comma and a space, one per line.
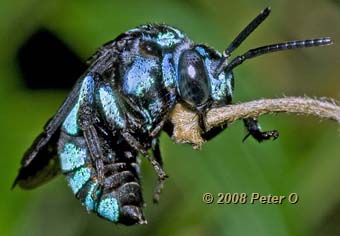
162, 53, 176, 87
128, 25, 186, 42
210, 70, 233, 101
155, 31, 179, 47
68, 167, 91, 194
141, 29, 184, 47
140, 108, 153, 131
123, 57, 157, 97
98, 86, 126, 129
84, 181, 100, 211
148, 99, 163, 119
195, 46, 209, 57
79, 75, 95, 104
63, 103, 80, 135
97, 197, 119, 222
62, 75, 94, 135
59, 142, 86, 172
201, 52, 233, 102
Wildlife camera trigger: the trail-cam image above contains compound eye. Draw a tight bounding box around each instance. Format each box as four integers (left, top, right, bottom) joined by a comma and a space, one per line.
178, 49, 210, 107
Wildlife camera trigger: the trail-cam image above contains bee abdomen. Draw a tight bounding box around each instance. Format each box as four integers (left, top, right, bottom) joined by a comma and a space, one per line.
103, 170, 137, 189
70, 162, 145, 224
116, 182, 146, 225
99, 163, 145, 225
58, 133, 145, 225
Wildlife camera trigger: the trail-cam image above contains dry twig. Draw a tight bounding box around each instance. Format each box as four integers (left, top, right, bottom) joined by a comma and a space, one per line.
170, 97, 340, 149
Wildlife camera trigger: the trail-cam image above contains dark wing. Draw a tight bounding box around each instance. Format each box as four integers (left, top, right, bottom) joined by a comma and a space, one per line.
13, 131, 60, 189
13, 79, 83, 189
13, 30, 128, 189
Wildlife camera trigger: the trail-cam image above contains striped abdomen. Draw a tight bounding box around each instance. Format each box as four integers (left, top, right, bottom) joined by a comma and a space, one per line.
58, 112, 145, 225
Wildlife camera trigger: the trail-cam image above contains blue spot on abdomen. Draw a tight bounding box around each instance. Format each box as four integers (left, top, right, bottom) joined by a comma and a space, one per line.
97, 194, 119, 222
62, 75, 95, 135
67, 167, 92, 194
84, 180, 100, 211
62, 104, 80, 135
59, 142, 87, 172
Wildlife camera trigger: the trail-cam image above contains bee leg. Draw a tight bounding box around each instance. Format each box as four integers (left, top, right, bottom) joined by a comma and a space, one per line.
77, 76, 105, 200
145, 153, 168, 203
243, 117, 279, 142
82, 125, 105, 199
151, 138, 165, 203
197, 109, 207, 133
197, 106, 228, 141
121, 132, 168, 197
151, 138, 163, 167
200, 117, 279, 143
150, 119, 165, 138
201, 125, 228, 141
149, 98, 176, 138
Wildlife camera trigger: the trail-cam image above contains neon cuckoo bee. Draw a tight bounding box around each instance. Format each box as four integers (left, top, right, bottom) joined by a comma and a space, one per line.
13, 7, 332, 225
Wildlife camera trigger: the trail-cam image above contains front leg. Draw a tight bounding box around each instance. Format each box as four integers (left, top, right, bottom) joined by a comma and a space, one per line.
196, 106, 227, 141
243, 117, 279, 142
196, 106, 207, 133
197, 114, 278, 143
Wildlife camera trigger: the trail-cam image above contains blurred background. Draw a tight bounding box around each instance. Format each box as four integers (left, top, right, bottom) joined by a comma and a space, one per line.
0, 0, 339, 235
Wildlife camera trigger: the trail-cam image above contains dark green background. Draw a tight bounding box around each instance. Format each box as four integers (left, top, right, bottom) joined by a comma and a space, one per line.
0, 0, 339, 235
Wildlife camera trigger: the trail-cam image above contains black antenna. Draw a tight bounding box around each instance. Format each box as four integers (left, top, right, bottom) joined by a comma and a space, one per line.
224, 37, 333, 73
214, 7, 333, 77
214, 7, 271, 77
